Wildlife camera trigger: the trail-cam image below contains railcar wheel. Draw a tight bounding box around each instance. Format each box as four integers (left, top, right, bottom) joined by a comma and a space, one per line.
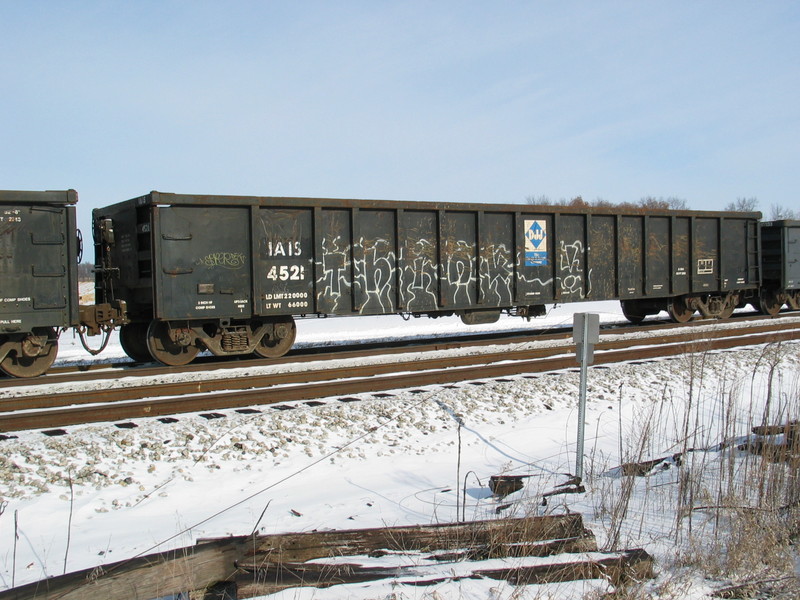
119, 323, 153, 363
0, 328, 58, 378
787, 291, 800, 311
146, 321, 200, 366
667, 297, 694, 323
254, 316, 297, 358
717, 296, 736, 319
758, 290, 782, 317
620, 300, 646, 325
718, 304, 735, 319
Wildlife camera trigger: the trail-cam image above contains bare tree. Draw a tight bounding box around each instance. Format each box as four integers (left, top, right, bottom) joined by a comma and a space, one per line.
523, 194, 689, 210
77, 262, 94, 281
525, 195, 552, 205
724, 197, 759, 212
769, 204, 797, 220
567, 195, 588, 208
525, 195, 586, 207
639, 196, 689, 210
667, 197, 688, 210
592, 197, 615, 208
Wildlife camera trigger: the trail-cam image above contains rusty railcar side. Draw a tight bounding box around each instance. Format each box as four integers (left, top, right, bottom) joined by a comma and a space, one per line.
93, 192, 764, 366
0, 189, 80, 376
759, 220, 800, 314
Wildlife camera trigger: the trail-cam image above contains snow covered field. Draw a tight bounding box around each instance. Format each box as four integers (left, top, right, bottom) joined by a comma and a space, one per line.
2, 302, 800, 598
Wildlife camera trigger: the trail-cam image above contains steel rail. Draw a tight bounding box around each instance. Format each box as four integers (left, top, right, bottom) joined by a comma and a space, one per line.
1, 325, 798, 434
8, 311, 789, 387
3, 326, 577, 387
4, 320, 798, 412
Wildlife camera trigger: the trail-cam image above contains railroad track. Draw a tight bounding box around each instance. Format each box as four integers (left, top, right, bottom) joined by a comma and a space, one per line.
2, 316, 799, 434
1, 310, 777, 387
5, 323, 585, 386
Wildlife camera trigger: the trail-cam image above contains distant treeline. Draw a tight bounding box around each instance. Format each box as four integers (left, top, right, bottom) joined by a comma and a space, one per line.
77, 262, 94, 281
526, 195, 796, 219
525, 195, 688, 211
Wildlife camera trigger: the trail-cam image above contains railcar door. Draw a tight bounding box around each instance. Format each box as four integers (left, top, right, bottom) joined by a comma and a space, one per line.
253, 207, 315, 316
153, 205, 252, 320
0, 203, 74, 331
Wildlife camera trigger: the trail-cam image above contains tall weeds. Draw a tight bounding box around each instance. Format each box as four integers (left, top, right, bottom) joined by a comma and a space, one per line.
588, 340, 800, 596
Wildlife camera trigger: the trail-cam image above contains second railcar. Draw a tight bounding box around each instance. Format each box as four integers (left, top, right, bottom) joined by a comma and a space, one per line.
759, 220, 800, 314
94, 192, 762, 365
0, 190, 80, 377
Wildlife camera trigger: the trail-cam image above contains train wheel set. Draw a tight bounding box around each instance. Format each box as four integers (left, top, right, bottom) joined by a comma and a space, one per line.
0, 328, 59, 378
1, 189, 798, 377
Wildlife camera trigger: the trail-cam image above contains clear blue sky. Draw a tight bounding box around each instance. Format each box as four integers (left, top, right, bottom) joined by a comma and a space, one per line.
2, 2, 798, 235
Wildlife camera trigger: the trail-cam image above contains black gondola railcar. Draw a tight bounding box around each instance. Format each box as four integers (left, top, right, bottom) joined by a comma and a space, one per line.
0, 190, 80, 377
93, 192, 764, 366
759, 220, 800, 314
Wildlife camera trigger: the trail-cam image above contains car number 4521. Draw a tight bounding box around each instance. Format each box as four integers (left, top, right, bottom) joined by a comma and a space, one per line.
266, 264, 305, 281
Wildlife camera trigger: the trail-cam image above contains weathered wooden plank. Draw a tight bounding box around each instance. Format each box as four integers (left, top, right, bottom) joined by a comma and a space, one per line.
476, 548, 653, 587
236, 532, 595, 572
0, 514, 593, 600
237, 513, 592, 564
235, 548, 653, 598
0, 537, 247, 600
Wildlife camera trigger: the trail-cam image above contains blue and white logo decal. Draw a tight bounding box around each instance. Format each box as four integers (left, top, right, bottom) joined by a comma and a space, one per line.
524, 219, 548, 266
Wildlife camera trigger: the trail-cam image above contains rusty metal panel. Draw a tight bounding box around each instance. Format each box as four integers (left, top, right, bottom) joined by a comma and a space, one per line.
720, 217, 757, 290
354, 209, 397, 314
761, 220, 800, 290
253, 207, 314, 315
646, 216, 670, 295
398, 210, 438, 312
440, 211, 477, 308
671, 217, 690, 295
692, 218, 719, 292
315, 209, 353, 313
556, 214, 588, 302
785, 222, 800, 289
480, 213, 514, 307
0, 191, 78, 333
588, 215, 615, 299
618, 216, 643, 298
154, 205, 252, 319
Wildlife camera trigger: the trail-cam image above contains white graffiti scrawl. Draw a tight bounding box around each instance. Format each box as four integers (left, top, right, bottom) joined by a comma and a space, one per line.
314, 230, 552, 314
400, 238, 437, 310
558, 240, 592, 298
481, 243, 514, 305
317, 236, 350, 312
445, 240, 476, 305
356, 237, 396, 314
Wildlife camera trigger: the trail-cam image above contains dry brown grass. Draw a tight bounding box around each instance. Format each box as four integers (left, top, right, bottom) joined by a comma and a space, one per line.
585, 341, 800, 599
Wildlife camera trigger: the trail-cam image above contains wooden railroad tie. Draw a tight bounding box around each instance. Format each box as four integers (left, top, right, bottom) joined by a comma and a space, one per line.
0, 513, 653, 600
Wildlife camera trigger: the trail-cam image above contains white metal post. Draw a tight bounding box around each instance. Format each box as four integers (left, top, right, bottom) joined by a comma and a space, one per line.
573, 313, 599, 481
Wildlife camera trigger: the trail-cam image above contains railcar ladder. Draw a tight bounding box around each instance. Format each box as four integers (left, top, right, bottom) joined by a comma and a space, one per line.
747, 220, 760, 284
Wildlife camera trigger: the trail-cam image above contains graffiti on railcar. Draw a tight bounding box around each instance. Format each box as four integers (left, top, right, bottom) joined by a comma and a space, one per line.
318, 235, 351, 312
400, 238, 437, 311
196, 252, 246, 270
558, 240, 592, 298
314, 232, 530, 313
444, 239, 476, 305
481, 243, 514, 305
356, 236, 396, 313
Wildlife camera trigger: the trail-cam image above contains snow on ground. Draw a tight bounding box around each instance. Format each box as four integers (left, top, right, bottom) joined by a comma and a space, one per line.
1, 302, 800, 598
